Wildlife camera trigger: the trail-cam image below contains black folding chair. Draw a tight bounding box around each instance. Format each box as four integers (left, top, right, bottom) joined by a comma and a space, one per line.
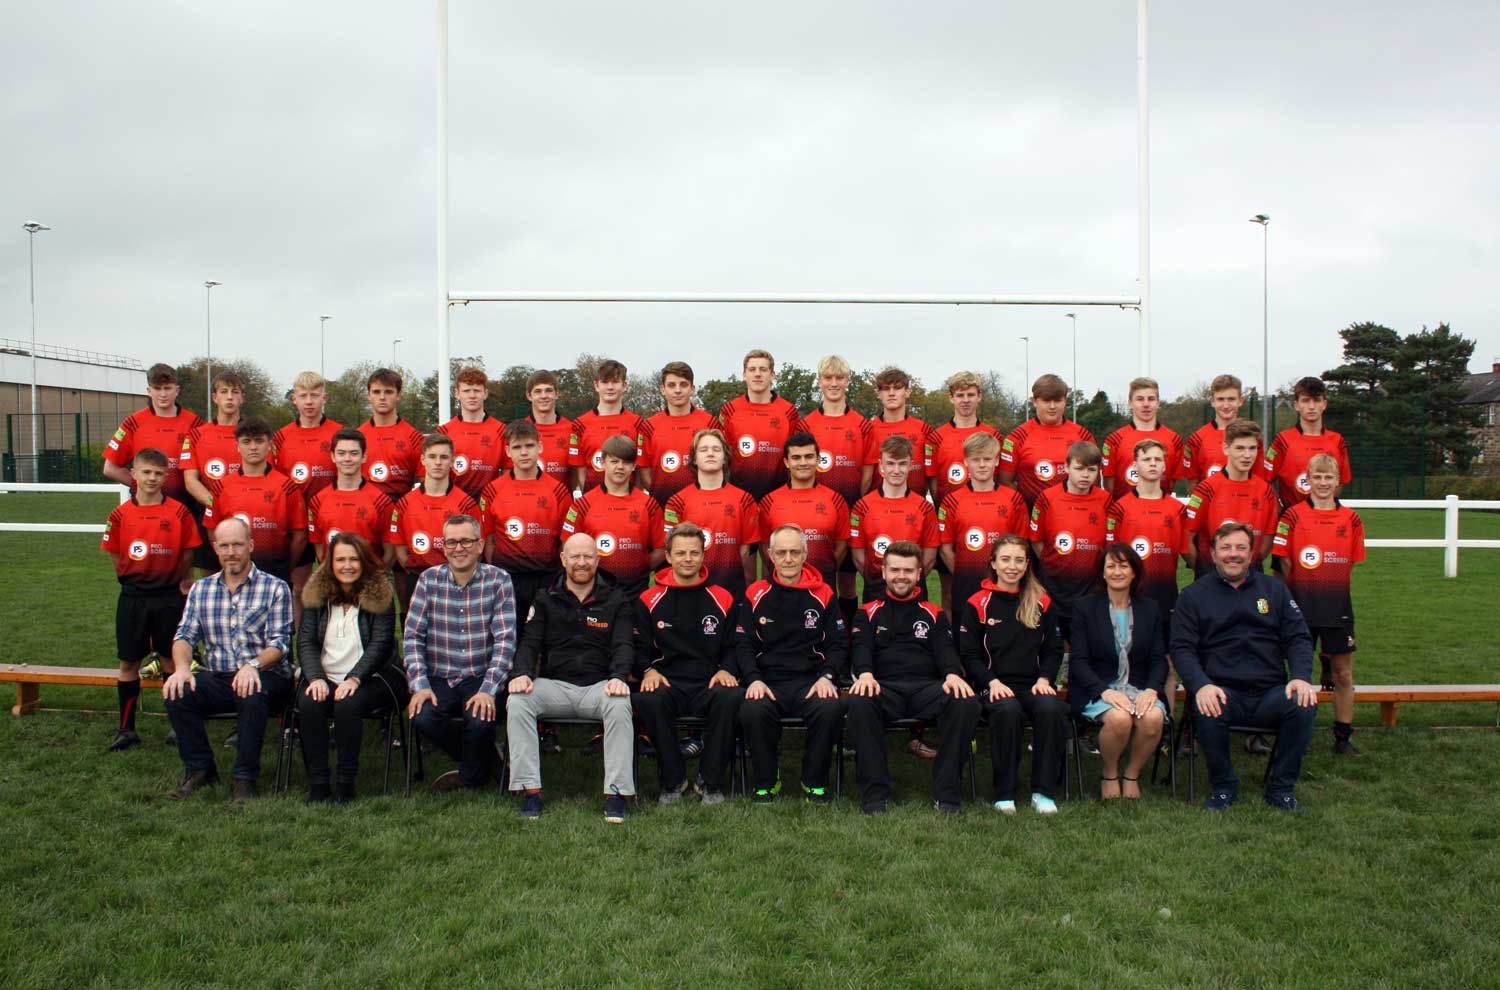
274, 701, 410, 798
1066, 710, 1177, 801
1173, 704, 1280, 802
736, 717, 846, 798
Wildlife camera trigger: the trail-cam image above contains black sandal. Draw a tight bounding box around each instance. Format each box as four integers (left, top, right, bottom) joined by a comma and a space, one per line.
1121, 775, 1141, 800
1100, 774, 1122, 800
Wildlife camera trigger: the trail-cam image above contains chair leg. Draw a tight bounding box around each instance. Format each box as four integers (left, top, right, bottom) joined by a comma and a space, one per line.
381, 708, 396, 797
274, 706, 297, 797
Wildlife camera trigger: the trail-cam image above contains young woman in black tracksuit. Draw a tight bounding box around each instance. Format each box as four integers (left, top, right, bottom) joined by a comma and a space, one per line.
956, 534, 1069, 815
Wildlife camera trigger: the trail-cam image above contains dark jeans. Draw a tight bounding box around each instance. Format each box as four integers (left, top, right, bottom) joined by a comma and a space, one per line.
410, 675, 498, 787
298, 668, 408, 787
846, 679, 980, 806
986, 688, 1070, 800
1193, 684, 1317, 800
633, 680, 745, 793
738, 678, 846, 791
164, 668, 293, 781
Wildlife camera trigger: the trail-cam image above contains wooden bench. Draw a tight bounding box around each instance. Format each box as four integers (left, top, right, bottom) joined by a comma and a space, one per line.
0, 664, 163, 716
1164, 684, 1500, 728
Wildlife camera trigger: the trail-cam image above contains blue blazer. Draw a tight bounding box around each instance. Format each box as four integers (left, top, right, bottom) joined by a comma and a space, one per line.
1067, 592, 1168, 716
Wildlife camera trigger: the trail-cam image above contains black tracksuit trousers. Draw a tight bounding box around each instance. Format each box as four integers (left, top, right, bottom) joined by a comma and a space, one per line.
632, 680, 745, 794
846, 679, 981, 807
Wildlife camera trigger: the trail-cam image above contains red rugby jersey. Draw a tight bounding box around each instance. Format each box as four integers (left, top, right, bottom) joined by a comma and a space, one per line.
202, 470, 306, 570
937, 485, 1030, 608
1272, 501, 1365, 627
927, 421, 1004, 507
1179, 421, 1261, 483
101, 496, 201, 592
1260, 424, 1352, 507
1100, 423, 1184, 492
271, 417, 343, 498
757, 483, 850, 588
1105, 489, 1190, 611
179, 422, 242, 486
999, 418, 1095, 507
718, 394, 805, 502
863, 415, 939, 491
438, 415, 507, 498
391, 482, 480, 571
358, 418, 426, 500
1183, 473, 1280, 564
639, 407, 720, 506
663, 482, 760, 595
306, 482, 393, 550
1029, 485, 1110, 610
847, 489, 939, 589
801, 407, 870, 508
498, 415, 576, 489
568, 409, 646, 490
103, 406, 203, 501
478, 472, 573, 574
562, 486, 664, 590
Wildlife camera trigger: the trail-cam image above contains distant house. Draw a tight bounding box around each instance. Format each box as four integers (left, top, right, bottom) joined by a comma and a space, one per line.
1462, 360, 1500, 472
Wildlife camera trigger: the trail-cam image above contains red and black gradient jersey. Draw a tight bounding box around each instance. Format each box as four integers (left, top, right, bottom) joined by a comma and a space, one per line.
104, 406, 202, 501
391, 482, 479, 571
562, 485, 665, 591
499, 415, 576, 488
568, 409, 647, 490
438, 415, 507, 498
1272, 501, 1365, 627
1029, 485, 1110, 614
202, 470, 306, 569
1183, 473, 1280, 564
801, 407, 870, 508
848, 489, 940, 591
1260, 425, 1352, 507
477, 472, 572, 574
271, 417, 343, 498
1100, 423, 1184, 492
1105, 490, 1190, 612
757, 483, 850, 589
718, 394, 805, 502
358, 418, 426, 500
928, 421, 1004, 506
937, 484, 1030, 609
101, 496, 201, 592
664, 483, 760, 596
1000, 418, 1095, 507
639, 407, 720, 506
179, 422, 241, 486
863, 416, 939, 492
306, 482, 393, 550
1180, 421, 1260, 483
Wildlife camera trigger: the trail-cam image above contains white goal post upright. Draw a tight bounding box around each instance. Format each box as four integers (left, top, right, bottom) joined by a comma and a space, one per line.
433, 0, 1152, 424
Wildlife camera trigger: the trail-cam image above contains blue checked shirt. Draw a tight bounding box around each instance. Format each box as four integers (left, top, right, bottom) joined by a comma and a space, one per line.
174, 565, 294, 674
404, 563, 516, 697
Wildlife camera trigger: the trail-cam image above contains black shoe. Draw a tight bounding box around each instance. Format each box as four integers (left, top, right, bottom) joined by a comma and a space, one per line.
582, 733, 604, 755
1333, 737, 1361, 756
108, 730, 141, 752
1201, 790, 1236, 812
163, 730, 177, 747
1244, 734, 1272, 756
519, 792, 543, 819
230, 778, 258, 803
680, 736, 704, 759
934, 800, 962, 815
1319, 656, 1335, 692
862, 801, 887, 816
430, 770, 465, 795
802, 783, 833, 805
636, 734, 657, 758
539, 728, 561, 755
604, 794, 629, 824
223, 731, 240, 749
658, 779, 690, 806
166, 769, 218, 800
1264, 794, 1309, 814
333, 782, 356, 804
1079, 734, 1100, 756
307, 780, 332, 804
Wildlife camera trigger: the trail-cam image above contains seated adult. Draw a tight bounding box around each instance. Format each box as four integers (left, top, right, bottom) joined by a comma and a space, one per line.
735, 524, 847, 804
404, 514, 517, 794
161, 517, 294, 802
956, 535, 1068, 815
296, 532, 406, 804
847, 541, 980, 815
633, 523, 744, 805
1068, 544, 1168, 800
1172, 521, 1318, 812
507, 533, 636, 823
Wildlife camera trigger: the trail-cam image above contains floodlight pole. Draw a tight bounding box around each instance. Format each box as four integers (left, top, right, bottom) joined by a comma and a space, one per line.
1250, 214, 1270, 434
1065, 313, 1077, 421
1137, 0, 1150, 375
1020, 336, 1030, 388
204, 280, 222, 412
319, 315, 332, 379
436, 0, 452, 424
23, 222, 50, 465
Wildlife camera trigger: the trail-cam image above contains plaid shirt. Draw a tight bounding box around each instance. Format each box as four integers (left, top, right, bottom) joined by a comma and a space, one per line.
174, 565, 293, 674
404, 562, 516, 696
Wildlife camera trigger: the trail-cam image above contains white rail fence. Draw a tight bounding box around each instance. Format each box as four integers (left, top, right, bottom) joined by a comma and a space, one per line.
2, 484, 1498, 578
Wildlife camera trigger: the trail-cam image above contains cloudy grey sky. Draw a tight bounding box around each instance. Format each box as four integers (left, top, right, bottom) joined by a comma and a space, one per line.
3, 1, 1498, 406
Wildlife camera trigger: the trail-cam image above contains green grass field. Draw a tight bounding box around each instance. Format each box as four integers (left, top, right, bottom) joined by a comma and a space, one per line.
2, 493, 1498, 989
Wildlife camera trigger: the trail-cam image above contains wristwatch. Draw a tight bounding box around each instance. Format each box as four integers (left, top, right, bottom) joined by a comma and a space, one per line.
242, 662, 259, 674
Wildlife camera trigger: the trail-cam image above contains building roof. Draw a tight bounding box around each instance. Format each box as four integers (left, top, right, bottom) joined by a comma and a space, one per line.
1463, 367, 1500, 405
0, 338, 142, 372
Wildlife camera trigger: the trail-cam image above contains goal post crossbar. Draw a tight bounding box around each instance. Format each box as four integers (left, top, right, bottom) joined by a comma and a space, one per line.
448, 291, 1140, 307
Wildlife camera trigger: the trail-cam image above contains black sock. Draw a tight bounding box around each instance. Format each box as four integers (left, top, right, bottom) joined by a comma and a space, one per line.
117, 679, 141, 732
1333, 721, 1353, 741
838, 596, 857, 629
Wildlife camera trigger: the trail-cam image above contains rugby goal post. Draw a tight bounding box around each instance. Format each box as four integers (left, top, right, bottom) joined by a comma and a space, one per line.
432, 0, 1153, 424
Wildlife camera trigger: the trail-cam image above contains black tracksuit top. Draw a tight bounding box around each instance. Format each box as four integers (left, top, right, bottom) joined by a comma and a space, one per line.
734, 565, 848, 684
956, 582, 1063, 690
632, 568, 737, 682
513, 572, 634, 685
850, 590, 962, 683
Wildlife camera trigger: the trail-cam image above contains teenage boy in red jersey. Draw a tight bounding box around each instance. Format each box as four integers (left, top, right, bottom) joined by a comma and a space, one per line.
939, 431, 1029, 614
307, 428, 393, 563
501, 370, 575, 488
758, 432, 850, 590
272, 371, 343, 605
438, 366, 506, 498
1180, 373, 1252, 483
1261, 376, 1352, 510
663, 428, 759, 596
801, 354, 869, 630
1184, 420, 1279, 576
101, 447, 201, 751
181, 370, 246, 506
999, 374, 1094, 508
1273, 453, 1366, 755
392, 433, 480, 610
563, 434, 664, 596
718, 349, 805, 502
202, 417, 307, 585
1029, 440, 1110, 644
862, 366, 938, 497
479, 419, 573, 633
103, 363, 202, 503
849, 435, 939, 602
1106, 438, 1195, 619
639, 361, 719, 506
358, 368, 425, 501
1101, 376, 1183, 494
928, 371, 1002, 507
569, 359, 646, 493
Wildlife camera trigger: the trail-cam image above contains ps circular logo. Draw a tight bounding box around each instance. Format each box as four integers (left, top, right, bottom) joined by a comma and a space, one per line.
1298, 545, 1322, 569
325, 528, 341, 542
817, 451, 833, 473
591, 451, 605, 471
205, 458, 227, 479
595, 532, 617, 556
947, 463, 967, 484
1131, 536, 1152, 559
1054, 531, 1075, 555
1206, 465, 1224, 478
369, 461, 390, 482
1296, 472, 1311, 494
411, 532, 432, 554
1034, 460, 1055, 481
290, 462, 310, 483
233, 512, 252, 529
872, 535, 892, 557
660, 451, 682, 473
453, 455, 469, 475
1125, 466, 1141, 486
128, 539, 149, 561
964, 527, 986, 551
737, 435, 756, 457
504, 517, 525, 541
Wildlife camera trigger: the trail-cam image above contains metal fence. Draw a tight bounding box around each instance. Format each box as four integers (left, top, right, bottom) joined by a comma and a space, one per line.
3, 413, 117, 484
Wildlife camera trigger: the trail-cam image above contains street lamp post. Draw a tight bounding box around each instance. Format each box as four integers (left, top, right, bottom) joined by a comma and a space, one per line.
203, 280, 222, 412
22, 222, 50, 471
1020, 336, 1031, 389
1249, 214, 1270, 434
319, 315, 332, 379
392, 338, 402, 367
1065, 312, 1078, 421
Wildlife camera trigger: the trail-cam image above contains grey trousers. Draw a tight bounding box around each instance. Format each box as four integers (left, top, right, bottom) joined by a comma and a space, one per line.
506, 678, 635, 796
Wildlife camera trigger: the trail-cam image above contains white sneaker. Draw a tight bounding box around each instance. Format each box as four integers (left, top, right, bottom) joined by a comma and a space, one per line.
993, 799, 1017, 815
1031, 793, 1058, 815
